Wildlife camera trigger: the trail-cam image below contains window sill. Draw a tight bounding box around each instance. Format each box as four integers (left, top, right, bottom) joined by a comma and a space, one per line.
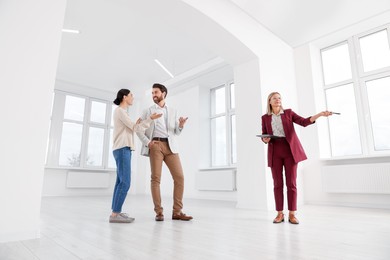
320, 154, 390, 165
199, 166, 236, 171
45, 166, 116, 172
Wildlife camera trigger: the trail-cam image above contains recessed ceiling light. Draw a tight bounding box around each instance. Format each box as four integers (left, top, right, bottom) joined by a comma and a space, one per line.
154, 59, 174, 78
62, 29, 80, 34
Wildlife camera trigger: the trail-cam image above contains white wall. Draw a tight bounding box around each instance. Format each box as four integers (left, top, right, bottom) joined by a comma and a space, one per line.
234, 59, 271, 209
0, 0, 66, 242
42, 168, 116, 197
294, 11, 390, 209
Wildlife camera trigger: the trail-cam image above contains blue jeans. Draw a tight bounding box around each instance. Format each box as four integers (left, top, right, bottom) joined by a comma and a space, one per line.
112, 147, 132, 213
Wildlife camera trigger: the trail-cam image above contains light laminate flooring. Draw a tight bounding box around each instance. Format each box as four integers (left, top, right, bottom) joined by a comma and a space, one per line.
1, 195, 390, 260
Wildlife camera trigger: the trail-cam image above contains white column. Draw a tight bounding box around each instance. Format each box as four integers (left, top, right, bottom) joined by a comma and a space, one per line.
0, 0, 66, 242
234, 59, 274, 210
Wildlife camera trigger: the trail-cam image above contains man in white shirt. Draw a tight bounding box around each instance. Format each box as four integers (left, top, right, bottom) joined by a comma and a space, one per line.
137, 83, 193, 221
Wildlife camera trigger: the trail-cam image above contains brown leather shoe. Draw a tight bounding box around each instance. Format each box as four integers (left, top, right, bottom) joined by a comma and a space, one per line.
273, 213, 284, 223
172, 212, 193, 221
155, 213, 164, 221
288, 214, 299, 224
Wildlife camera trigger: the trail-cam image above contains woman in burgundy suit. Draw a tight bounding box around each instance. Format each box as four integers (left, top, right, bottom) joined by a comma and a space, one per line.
261, 92, 332, 224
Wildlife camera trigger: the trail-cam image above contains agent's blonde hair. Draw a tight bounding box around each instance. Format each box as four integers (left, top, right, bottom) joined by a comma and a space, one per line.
266, 92, 283, 115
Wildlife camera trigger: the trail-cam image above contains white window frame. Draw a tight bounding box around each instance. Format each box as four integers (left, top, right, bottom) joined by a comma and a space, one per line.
46, 90, 115, 169
210, 82, 236, 167
320, 23, 390, 158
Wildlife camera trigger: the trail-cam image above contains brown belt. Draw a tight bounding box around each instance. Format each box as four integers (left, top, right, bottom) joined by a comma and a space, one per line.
152, 137, 168, 142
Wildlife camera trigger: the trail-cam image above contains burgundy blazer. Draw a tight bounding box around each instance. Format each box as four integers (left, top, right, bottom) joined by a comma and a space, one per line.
261, 109, 314, 167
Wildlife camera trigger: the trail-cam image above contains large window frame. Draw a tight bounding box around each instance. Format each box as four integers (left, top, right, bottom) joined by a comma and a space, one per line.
320, 23, 390, 158
46, 90, 114, 170
210, 82, 236, 167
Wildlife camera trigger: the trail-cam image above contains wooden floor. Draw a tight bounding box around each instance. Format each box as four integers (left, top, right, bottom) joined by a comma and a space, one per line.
1, 195, 390, 260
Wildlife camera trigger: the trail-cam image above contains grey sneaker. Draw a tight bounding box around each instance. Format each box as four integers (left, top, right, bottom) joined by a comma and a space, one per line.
109, 213, 135, 223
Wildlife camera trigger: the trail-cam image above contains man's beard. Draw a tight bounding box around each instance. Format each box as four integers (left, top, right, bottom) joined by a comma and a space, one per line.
153, 96, 163, 104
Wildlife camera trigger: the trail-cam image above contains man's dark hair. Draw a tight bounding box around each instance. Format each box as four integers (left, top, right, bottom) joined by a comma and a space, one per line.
152, 83, 168, 98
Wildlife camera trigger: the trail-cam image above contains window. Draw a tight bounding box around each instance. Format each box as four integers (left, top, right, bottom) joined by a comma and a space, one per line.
86, 100, 107, 167
320, 24, 390, 157
108, 104, 117, 169
324, 84, 361, 156
359, 29, 390, 72
322, 42, 352, 85
59, 95, 85, 166
210, 82, 236, 166
59, 121, 84, 166
47, 91, 114, 169
365, 77, 390, 150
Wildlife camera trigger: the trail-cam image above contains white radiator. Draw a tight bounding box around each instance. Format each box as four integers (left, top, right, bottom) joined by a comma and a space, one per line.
196, 169, 236, 191
322, 163, 390, 194
66, 171, 111, 188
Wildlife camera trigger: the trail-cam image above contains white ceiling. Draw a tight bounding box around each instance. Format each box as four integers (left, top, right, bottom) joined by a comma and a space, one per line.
56, 0, 390, 95
231, 0, 390, 47
57, 0, 220, 95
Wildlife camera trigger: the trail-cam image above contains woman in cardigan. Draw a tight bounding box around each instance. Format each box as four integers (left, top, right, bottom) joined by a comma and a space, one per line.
110, 89, 161, 223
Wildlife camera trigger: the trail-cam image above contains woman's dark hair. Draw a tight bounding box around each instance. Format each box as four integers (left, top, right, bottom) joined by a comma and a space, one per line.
113, 89, 131, 105
152, 83, 168, 98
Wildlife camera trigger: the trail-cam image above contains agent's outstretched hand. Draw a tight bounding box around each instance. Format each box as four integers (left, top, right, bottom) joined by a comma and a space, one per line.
320, 111, 333, 117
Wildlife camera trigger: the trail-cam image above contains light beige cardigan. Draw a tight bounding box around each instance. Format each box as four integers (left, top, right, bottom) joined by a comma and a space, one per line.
112, 107, 152, 151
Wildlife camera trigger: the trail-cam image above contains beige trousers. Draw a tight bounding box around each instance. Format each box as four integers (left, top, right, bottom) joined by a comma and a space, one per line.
149, 141, 184, 215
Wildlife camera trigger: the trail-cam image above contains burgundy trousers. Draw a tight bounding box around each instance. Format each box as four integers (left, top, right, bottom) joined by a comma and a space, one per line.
270, 138, 298, 211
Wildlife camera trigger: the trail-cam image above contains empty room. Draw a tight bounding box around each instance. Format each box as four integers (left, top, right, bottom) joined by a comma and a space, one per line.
1, 0, 390, 259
